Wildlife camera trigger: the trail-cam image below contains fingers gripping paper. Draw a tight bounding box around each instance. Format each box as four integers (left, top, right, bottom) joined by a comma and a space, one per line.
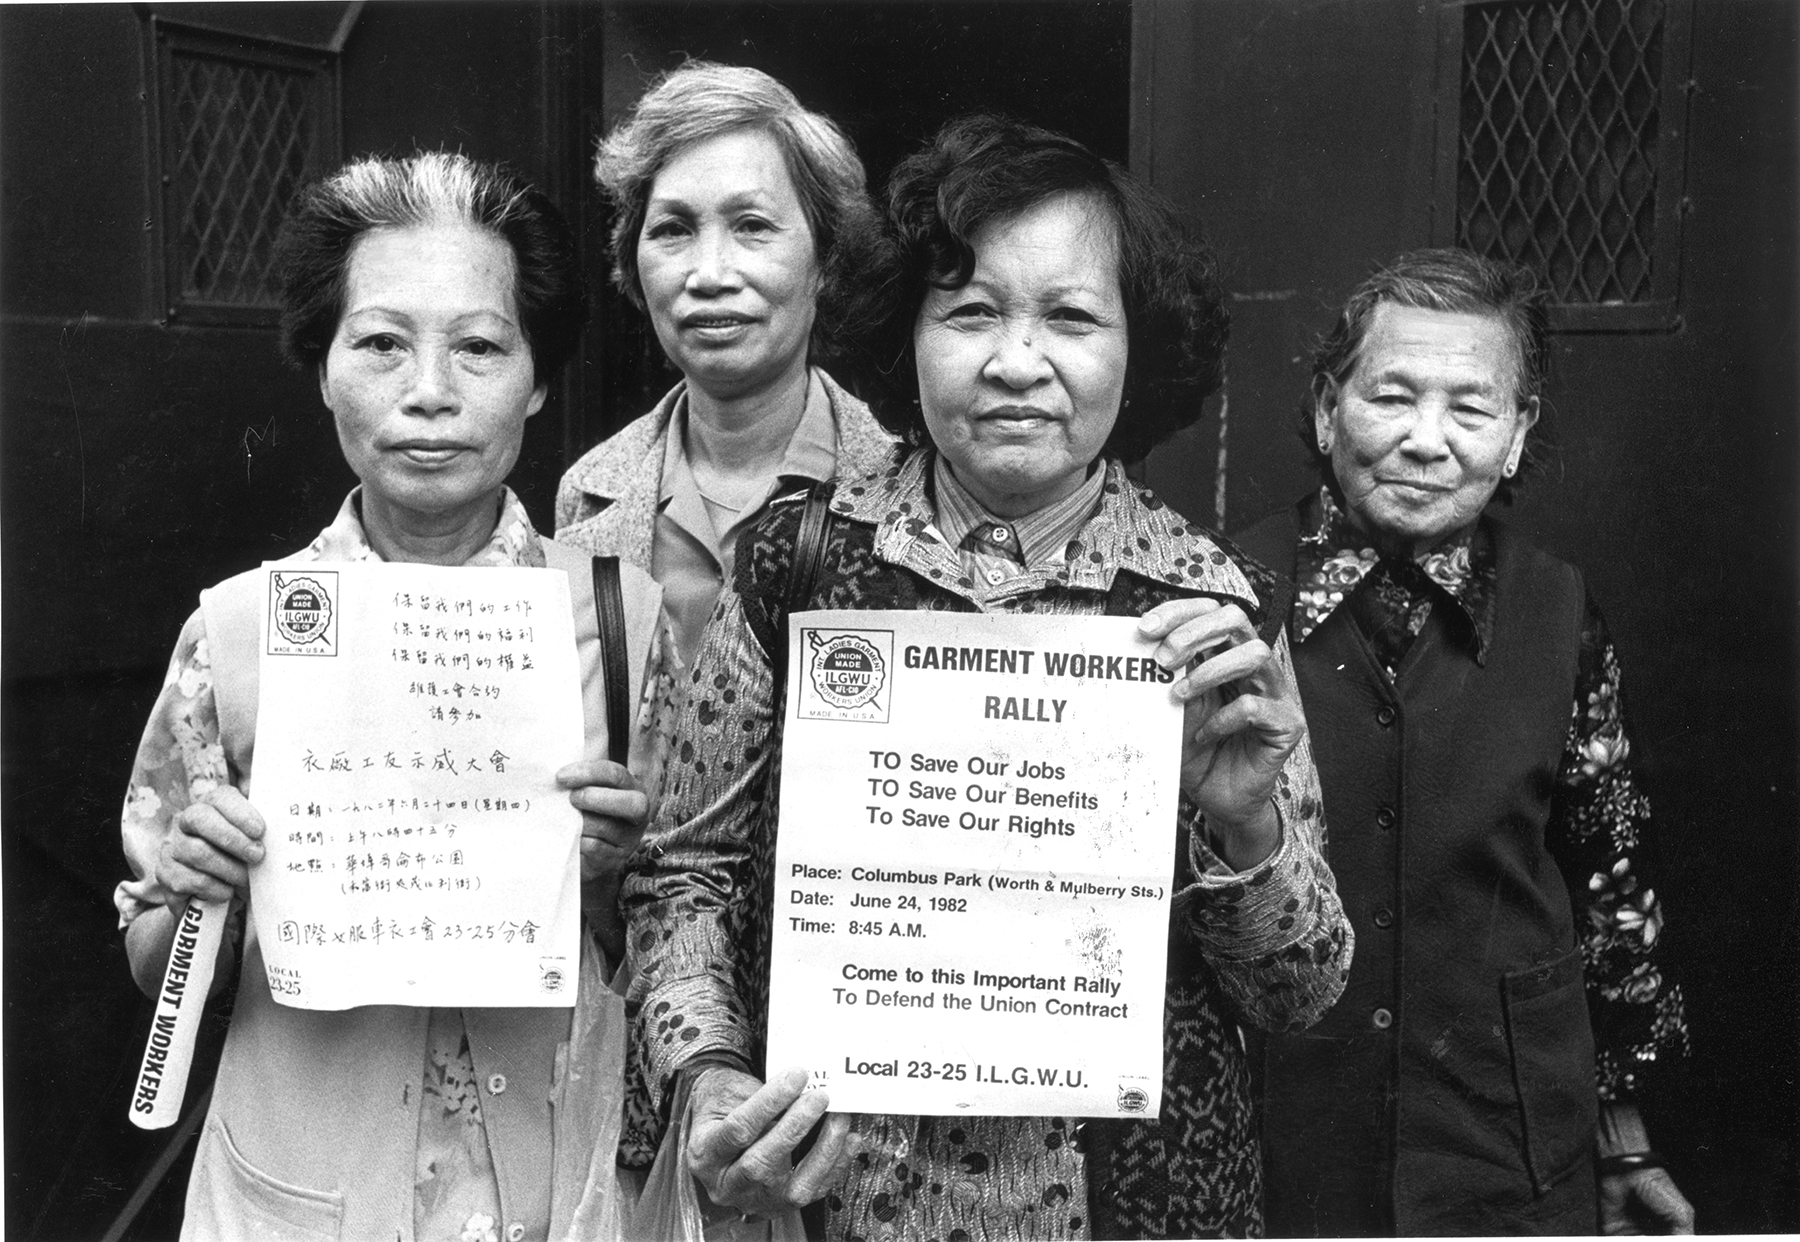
767, 610, 1183, 1118
248, 563, 584, 1010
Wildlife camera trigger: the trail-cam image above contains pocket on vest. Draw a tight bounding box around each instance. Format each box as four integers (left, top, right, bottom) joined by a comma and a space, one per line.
1500, 948, 1599, 1194
186, 1114, 345, 1241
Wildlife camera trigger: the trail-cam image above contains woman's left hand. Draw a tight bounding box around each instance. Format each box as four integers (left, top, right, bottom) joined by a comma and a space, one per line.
1598, 1102, 1695, 1234
556, 758, 650, 883
1139, 598, 1306, 870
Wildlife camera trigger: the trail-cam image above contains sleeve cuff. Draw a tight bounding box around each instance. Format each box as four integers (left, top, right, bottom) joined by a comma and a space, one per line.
1181, 801, 1317, 960
637, 973, 755, 1106
1189, 797, 1287, 879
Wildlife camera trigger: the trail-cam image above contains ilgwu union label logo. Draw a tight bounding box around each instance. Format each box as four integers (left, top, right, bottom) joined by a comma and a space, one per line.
267, 571, 338, 656
797, 628, 892, 723
1116, 1083, 1150, 1114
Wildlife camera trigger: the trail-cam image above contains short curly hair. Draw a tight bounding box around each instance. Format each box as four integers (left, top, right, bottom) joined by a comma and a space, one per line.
867, 114, 1228, 465
1302, 247, 1550, 503
275, 151, 587, 382
595, 61, 883, 365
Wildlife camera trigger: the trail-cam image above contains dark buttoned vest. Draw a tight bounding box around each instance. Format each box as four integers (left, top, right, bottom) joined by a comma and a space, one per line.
1237, 506, 1599, 1237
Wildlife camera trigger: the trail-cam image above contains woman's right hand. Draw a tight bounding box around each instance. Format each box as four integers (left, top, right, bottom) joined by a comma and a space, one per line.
686, 1065, 853, 1218
155, 785, 266, 906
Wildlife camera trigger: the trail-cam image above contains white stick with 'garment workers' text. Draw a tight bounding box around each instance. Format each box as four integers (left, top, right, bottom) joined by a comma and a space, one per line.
128, 897, 226, 1129
767, 609, 1184, 1118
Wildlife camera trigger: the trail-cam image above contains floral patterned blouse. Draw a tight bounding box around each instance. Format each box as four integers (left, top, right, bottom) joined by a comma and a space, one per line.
115, 488, 543, 1242
624, 453, 1353, 1239
1291, 487, 1688, 1099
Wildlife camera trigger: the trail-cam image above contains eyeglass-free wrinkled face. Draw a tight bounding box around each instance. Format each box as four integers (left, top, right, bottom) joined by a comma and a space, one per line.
636, 127, 821, 406
321, 222, 545, 532
913, 191, 1128, 519
1317, 302, 1538, 555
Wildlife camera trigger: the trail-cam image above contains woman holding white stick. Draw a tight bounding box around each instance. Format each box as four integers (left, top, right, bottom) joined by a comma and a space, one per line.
116, 152, 647, 1242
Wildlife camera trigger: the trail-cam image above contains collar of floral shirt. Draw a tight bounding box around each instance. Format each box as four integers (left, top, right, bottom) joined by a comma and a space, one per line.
930, 453, 1110, 569
824, 449, 1264, 611
309, 486, 546, 569
1293, 485, 1498, 662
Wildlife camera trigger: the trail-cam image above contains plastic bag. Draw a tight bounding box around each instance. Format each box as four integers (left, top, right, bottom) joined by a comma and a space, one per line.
625, 1074, 807, 1242
550, 930, 629, 1241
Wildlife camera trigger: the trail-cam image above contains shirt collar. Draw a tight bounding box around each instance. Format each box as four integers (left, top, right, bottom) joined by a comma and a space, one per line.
930, 456, 1108, 567
826, 449, 1263, 611
308, 486, 546, 569
1293, 486, 1497, 660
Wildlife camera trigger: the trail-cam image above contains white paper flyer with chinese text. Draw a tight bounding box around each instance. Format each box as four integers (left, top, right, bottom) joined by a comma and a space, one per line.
247, 562, 584, 1010
767, 609, 1183, 1117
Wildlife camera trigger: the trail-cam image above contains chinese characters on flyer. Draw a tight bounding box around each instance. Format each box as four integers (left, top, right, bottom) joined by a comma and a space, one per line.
768, 610, 1183, 1117
249, 563, 584, 1011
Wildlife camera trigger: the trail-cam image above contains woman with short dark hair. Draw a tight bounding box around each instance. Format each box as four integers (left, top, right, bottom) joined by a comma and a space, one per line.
869, 113, 1229, 465
117, 151, 646, 1241
623, 114, 1352, 1240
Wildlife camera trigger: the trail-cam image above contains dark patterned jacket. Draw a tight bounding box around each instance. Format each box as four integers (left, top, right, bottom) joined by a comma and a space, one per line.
623, 452, 1353, 1239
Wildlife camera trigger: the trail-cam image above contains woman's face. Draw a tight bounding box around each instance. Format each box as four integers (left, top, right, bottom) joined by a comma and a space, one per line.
914, 192, 1128, 518
1316, 302, 1537, 553
321, 222, 545, 525
636, 127, 821, 404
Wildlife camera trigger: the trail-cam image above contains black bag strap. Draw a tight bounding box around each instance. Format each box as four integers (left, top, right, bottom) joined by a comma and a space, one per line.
773, 488, 836, 697
590, 555, 631, 767
788, 486, 835, 615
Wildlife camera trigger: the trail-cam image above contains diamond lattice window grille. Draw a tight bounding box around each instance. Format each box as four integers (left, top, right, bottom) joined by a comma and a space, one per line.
1459, 0, 1664, 304
151, 22, 339, 325
170, 54, 314, 306
1428, 0, 1692, 329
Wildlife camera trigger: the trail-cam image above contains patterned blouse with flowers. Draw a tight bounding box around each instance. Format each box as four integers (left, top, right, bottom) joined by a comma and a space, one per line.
625, 453, 1353, 1240
1291, 487, 1688, 1099
115, 488, 545, 1242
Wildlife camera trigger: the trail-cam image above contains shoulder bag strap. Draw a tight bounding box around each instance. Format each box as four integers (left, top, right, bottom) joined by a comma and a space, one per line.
788, 486, 834, 616
773, 488, 836, 698
590, 555, 631, 767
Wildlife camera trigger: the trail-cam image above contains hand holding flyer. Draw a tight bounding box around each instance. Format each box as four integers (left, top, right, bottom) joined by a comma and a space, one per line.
767, 609, 1184, 1118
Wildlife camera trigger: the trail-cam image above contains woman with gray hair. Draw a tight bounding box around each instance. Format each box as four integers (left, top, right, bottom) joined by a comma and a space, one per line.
555, 62, 896, 834
1238, 248, 1692, 1235
117, 151, 648, 1241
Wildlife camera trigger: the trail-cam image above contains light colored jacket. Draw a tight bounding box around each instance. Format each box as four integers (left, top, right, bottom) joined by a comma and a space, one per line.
554, 367, 897, 567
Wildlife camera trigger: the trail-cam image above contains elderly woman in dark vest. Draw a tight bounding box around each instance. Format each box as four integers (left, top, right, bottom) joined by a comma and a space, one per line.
1237, 248, 1692, 1235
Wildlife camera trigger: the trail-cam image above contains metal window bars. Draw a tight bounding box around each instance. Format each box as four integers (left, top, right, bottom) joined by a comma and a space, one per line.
1428, 0, 1694, 330
149, 20, 340, 325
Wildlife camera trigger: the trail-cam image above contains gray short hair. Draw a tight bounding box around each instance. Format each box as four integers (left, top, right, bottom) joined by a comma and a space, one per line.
1302, 247, 1550, 502
276, 151, 587, 380
595, 61, 882, 362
